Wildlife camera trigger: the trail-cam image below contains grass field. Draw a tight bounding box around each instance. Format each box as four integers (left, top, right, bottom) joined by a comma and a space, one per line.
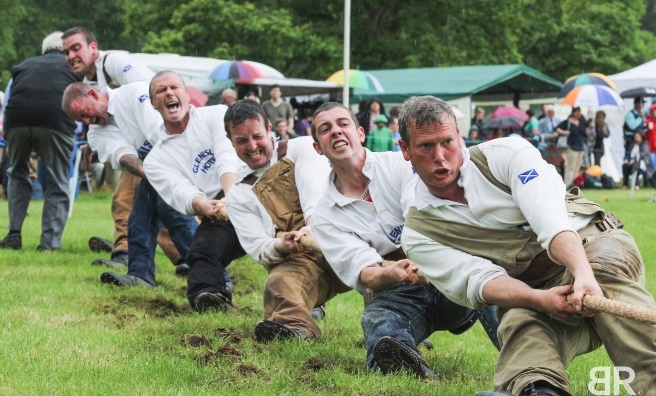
0, 188, 654, 395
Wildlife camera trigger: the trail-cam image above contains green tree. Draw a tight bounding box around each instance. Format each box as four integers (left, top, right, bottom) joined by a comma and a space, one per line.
519, 0, 656, 80
125, 0, 341, 80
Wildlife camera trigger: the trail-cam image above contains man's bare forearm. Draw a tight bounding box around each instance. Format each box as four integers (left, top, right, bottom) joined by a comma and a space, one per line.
119, 154, 145, 178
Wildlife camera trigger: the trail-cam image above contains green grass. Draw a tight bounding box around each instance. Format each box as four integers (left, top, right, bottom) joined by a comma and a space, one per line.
1, 188, 654, 395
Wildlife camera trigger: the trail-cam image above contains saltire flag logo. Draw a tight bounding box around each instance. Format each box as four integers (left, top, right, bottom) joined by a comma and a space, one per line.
518, 169, 539, 185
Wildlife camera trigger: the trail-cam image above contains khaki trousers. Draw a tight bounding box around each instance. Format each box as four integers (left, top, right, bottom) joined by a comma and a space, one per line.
563, 148, 584, 187
111, 171, 181, 264
495, 229, 656, 395
263, 252, 346, 339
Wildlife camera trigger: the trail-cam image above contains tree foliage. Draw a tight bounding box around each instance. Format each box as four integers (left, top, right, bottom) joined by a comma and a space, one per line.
1, 0, 656, 90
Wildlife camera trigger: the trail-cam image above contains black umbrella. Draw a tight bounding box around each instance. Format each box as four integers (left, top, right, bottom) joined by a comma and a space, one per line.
619, 87, 656, 98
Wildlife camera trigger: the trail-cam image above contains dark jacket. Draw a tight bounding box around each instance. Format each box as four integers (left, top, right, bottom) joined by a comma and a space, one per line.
4, 50, 80, 134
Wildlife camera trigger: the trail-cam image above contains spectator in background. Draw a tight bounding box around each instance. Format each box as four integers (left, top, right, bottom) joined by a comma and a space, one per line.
590, 110, 610, 167
389, 116, 401, 152
244, 91, 260, 104
468, 125, 482, 143
622, 132, 653, 189
366, 114, 394, 152
262, 85, 294, 130
623, 97, 647, 156
0, 32, 79, 251
274, 118, 295, 142
536, 103, 548, 120
522, 109, 539, 138
491, 128, 504, 139
471, 106, 485, 138
644, 103, 656, 169
367, 99, 385, 137
537, 104, 560, 142
355, 100, 370, 136
556, 106, 588, 187
294, 110, 311, 137
221, 89, 237, 106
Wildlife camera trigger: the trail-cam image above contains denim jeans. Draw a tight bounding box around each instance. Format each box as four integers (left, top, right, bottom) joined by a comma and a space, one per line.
126, 179, 198, 285
186, 217, 246, 306
362, 283, 499, 369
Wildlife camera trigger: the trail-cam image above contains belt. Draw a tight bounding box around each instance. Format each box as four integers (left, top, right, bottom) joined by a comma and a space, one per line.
577, 212, 623, 240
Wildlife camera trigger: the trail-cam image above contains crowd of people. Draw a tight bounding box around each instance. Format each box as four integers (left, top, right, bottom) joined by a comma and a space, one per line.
1, 30, 656, 395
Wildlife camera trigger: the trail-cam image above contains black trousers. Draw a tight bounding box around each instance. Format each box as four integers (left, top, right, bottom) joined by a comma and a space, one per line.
186, 217, 246, 305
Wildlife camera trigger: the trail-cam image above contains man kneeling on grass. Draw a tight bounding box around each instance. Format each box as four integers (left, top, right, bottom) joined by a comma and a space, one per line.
225, 100, 350, 342
310, 102, 500, 381
143, 71, 243, 311
62, 81, 198, 288
398, 95, 656, 395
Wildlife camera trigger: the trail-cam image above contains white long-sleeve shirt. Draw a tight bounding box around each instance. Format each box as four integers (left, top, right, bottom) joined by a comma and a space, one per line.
85, 50, 154, 89
143, 105, 244, 215
226, 136, 330, 268
402, 137, 594, 309
312, 150, 418, 292
86, 82, 161, 169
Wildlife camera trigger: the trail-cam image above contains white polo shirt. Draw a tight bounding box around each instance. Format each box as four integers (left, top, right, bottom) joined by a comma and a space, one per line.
86, 82, 161, 169
312, 150, 417, 292
85, 51, 154, 89
402, 137, 594, 309
143, 105, 244, 215
226, 136, 330, 268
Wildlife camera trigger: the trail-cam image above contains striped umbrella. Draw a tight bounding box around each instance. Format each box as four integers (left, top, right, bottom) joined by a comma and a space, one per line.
558, 73, 616, 98
208, 61, 266, 81
326, 70, 384, 92
562, 85, 624, 107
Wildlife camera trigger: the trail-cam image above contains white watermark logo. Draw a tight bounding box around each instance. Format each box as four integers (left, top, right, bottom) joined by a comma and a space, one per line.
588, 366, 636, 395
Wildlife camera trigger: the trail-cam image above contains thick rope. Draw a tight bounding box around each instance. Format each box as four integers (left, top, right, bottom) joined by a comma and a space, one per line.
567, 294, 656, 325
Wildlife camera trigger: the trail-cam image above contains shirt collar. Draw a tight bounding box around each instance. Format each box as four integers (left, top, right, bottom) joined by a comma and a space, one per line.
325, 148, 377, 207
156, 105, 198, 141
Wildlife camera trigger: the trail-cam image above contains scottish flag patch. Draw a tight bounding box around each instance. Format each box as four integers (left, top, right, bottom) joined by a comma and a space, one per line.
138, 94, 149, 103
518, 169, 539, 185
122, 65, 132, 73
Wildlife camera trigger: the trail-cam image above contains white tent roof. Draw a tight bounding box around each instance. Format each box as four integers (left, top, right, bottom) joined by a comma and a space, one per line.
608, 59, 656, 94
104, 50, 339, 98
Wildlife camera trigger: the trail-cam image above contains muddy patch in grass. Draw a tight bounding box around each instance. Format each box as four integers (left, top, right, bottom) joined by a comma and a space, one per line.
183, 335, 211, 347
236, 363, 262, 376
130, 295, 188, 318
302, 356, 333, 371
199, 342, 243, 364
214, 327, 245, 343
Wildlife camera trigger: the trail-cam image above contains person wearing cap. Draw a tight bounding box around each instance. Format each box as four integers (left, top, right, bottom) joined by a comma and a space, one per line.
555, 106, 588, 187
624, 96, 647, 156
365, 114, 395, 152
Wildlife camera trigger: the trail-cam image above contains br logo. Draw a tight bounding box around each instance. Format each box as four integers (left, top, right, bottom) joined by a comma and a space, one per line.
588, 367, 636, 395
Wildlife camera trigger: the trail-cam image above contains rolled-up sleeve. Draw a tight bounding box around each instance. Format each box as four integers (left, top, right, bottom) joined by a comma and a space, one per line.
143, 150, 205, 215
402, 226, 506, 309
313, 215, 383, 293
488, 144, 577, 261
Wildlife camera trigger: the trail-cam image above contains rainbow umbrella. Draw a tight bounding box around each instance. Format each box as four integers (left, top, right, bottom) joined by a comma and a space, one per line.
562, 85, 623, 107
208, 60, 266, 81
558, 73, 616, 98
326, 69, 384, 92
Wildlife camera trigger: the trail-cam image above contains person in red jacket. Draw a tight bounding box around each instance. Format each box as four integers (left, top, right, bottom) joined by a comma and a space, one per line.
644, 103, 656, 168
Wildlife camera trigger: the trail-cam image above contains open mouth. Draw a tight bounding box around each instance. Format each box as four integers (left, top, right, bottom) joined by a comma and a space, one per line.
247, 150, 261, 158
333, 141, 347, 149
166, 101, 180, 110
